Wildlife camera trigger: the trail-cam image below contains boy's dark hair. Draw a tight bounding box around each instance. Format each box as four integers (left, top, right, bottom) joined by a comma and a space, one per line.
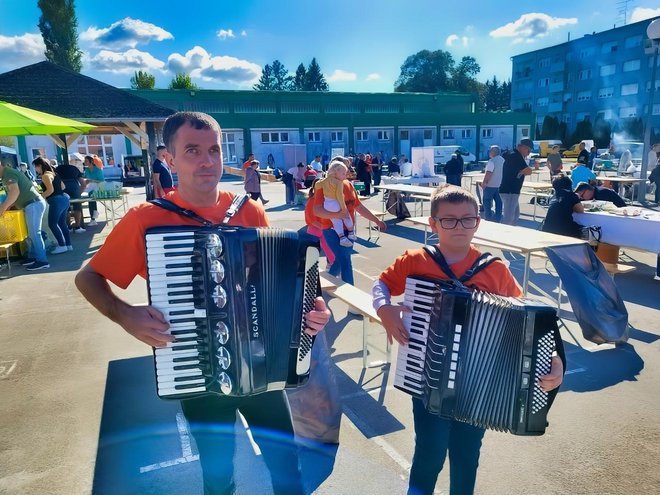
32, 156, 54, 173
430, 184, 479, 217
574, 182, 593, 193
162, 111, 221, 156
552, 175, 573, 191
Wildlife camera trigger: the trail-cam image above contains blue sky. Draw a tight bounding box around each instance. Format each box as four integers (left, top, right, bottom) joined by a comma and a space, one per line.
1, 0, 659, 92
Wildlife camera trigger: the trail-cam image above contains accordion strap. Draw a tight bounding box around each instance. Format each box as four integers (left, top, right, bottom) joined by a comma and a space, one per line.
148, 193, 249, 226
423, 245, 501, 284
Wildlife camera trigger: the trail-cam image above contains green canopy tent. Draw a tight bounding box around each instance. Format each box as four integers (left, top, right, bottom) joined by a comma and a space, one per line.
0, 100, 95, 165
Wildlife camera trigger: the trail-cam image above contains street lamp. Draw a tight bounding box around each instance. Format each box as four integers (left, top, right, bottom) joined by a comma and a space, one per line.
640, 18, 660, 203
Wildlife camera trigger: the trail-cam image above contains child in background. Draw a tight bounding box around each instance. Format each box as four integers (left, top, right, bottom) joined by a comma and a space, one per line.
304, 178, 335, 271
372, 184, 564, 495
317, 161, 356, 247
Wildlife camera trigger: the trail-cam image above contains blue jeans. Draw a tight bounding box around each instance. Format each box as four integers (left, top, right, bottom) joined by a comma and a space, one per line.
322, 228, 354, 284
481, 187, 502, 222
181, 391, 304, 495
47, 194, 71, 246
24, 198, 48, 262
408, 398, 485, 495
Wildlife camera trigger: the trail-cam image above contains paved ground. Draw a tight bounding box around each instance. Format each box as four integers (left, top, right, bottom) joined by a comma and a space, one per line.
1, 176, 659, 495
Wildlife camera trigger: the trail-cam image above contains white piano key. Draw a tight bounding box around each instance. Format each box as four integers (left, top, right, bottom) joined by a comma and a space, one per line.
158, 385, 207, 397
154, 348, 200, 359
156, 368, 204, 378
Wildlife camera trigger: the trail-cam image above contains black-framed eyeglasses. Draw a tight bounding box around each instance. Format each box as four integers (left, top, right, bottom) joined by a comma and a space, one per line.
432, 216, 478, 229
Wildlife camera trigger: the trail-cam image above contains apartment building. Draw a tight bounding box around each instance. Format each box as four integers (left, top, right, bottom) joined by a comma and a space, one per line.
510, 16, 660, 138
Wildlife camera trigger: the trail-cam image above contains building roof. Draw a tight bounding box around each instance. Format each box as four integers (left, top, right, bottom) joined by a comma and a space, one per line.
0, 62, 173, 122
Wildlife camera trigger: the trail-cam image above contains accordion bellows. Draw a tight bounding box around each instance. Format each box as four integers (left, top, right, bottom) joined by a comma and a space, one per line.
395, 276, 562, 436
145, 226, 320, 400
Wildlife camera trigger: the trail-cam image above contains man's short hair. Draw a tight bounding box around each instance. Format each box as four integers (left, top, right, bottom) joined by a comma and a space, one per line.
430, 184, 479, 217
156, 144, 167, 152
574, 182, 593, 193
489, 145, 501, 155
162, 111, 221, 155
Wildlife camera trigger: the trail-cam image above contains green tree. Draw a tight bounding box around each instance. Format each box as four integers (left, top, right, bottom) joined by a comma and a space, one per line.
168, 73, 199, 90
254, 60, 293, 91
253, 64, 275, 90
37, 0, 83, 72
592, 116, 612, 149
130, 70, 156, 89
304, 58, 328, 91
394, 49, 454, 93
570, 117, 593, 145
292, 63, 307, 91
540, 115, 561, 140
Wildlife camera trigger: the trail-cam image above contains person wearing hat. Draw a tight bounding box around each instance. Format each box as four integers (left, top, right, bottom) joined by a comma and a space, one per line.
499, 138, 533, 225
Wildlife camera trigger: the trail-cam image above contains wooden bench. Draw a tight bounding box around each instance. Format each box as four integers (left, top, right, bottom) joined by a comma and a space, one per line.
409, 194, 431, 216
325, 280, 391, 368
602, 262, 636, 278
363, 209, 386, 242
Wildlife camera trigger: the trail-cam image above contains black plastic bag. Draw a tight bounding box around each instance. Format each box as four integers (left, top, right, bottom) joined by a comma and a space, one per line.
545, 244, 629, 344
385, 191, 411, 219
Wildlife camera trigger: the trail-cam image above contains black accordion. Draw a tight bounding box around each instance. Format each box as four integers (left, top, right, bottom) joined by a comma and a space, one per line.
395, 276, 563, 436
145, 226, 320, 400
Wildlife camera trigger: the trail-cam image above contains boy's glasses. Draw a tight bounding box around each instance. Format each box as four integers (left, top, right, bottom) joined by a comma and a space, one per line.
432, 216, 478, 229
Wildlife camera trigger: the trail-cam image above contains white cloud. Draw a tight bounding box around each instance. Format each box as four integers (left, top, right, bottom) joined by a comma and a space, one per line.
328, 69, 357, 82
446, 34, 459, 46
366, 73, 381, 81
167, 46, 261, 85
0, 33, 45, 65
241, 30, 247, 37
630, 7, 660, 23
81, 18, 173, 49
490, 13, 577, 43
88, 48, 166, 73
217, 29, 236, 39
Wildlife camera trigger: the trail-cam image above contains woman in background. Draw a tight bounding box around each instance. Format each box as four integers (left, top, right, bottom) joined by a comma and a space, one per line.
33, 157, 71, 254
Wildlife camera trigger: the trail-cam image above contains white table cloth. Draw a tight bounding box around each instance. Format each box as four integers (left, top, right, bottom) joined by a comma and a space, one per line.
573, 208, 660, 253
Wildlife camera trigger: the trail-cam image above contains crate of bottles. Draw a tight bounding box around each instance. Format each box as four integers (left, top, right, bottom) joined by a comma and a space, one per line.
0, 210, 28, 243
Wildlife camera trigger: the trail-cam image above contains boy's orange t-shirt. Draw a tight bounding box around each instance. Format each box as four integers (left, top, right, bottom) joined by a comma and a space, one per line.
379, 246, 523, 298
90, 191, 269, 289
312, 181, 361, 230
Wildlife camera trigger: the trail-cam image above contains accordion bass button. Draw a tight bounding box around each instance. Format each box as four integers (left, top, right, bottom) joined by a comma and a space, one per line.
206, 234, 223, 258
218, 372, 233, 395
214, 321, 230, 344
212, 286, 228, 308
210, 260, 225, 283
216, 346, 231, 370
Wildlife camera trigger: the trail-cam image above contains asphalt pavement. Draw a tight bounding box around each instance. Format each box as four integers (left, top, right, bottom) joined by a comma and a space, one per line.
1, 176, 658, 495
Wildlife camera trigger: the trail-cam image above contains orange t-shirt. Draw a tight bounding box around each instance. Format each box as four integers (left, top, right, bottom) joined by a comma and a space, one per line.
90, 191, 269, 289
242, 159, 252, 170
312, 180, 361, 230
304, 194, 320, 228
379, 246, 523, 298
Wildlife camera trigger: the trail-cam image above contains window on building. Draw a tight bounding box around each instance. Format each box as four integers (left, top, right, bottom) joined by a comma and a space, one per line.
442, 129, 455, 139
562, 114, 571, 124
598, 87, 614, 98
563, 93, 572, 103
576, 112, 590, 122
76, 135, 115, 166
536, 97, 549, 107
601, 41, 618, 54
600, 64, 616, 76
482, 128, 493, 138
621, 83, 638, 96
538, 78, 549, 87
221, 132, 236, 163
330, 131, 344, 142
377, 130, 390, 140
260, 132, 289, 143
623, 59, 640, 72
461, 129, 472, 139
308, 132, 321, 142
619, 106, 637, 118
521, 127, 529, 137
579, 47, 595, 59
356, 131, 368, 141
597, 109, 613, 120
538, 57, 550, 68
578, 69, 592, 80
646, 80, 660, 92
400, 130, 409, 140
625, 35, 642, 48
577, 91, 592, 102
423, 129, 433, 140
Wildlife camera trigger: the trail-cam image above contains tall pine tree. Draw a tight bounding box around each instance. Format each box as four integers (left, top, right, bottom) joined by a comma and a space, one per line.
38, 0, 83, 72
304, 58, 328, 91
130, 70, 155, 89
253, 63, 275, 90
292, 63, 307, 91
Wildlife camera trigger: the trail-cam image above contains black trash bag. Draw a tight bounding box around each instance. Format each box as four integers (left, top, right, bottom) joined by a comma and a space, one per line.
385, 191, 411, 219
544, 244, 629, 344
286, 331, 342, 444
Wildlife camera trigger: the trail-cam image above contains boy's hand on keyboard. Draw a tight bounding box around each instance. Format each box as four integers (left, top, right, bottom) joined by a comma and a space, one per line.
377, 304, 411, 345
117, 304, 173, 347
304, 297, 331, 336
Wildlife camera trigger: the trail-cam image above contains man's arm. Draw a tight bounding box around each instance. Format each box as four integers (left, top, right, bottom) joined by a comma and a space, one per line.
355, 202, 387, 231
482, 170, 493, 188
0, 182, 19, 215
152, 172, 164, 198
75, 264, 172, 347
572, 202, 585, 213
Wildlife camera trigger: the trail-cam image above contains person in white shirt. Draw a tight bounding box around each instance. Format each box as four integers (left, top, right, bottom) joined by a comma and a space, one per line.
310, 155, 323, 173
481, 145, 504, 222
